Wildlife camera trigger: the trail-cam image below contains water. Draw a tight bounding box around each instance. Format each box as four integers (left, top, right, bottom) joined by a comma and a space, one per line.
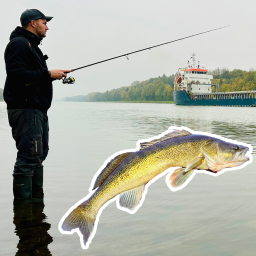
0, 101, 255, 256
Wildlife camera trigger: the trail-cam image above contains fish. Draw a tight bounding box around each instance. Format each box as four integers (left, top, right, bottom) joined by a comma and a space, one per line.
59, 128, 251, 249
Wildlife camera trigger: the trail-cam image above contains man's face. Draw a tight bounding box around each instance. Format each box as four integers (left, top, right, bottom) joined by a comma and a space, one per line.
34, 19, 49, 38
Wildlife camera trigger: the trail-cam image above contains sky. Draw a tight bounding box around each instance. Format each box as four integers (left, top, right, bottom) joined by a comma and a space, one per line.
1, 0, 256, 99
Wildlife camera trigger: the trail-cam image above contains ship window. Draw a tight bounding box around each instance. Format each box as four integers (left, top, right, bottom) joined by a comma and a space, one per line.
192, 71, 194, 74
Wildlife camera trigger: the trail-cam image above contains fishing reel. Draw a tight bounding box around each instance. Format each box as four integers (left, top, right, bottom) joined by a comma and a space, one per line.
62, 76, 75, 84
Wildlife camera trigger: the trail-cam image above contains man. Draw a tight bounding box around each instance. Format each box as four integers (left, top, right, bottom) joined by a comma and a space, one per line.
4, 9, 71, 199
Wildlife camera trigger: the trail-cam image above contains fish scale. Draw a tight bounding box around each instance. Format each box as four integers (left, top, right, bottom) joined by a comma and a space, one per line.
83, 138, 210, 214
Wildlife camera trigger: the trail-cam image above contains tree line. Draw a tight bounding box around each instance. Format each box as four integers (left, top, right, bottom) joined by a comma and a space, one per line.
63, 68, 256, 102
210, 68, 256, 92
63, 74, 175, 102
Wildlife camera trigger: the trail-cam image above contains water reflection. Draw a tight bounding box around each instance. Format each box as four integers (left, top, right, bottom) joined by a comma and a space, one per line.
13, 199, 52, 255
211, 121, 256, 153
130, 115, 256, 153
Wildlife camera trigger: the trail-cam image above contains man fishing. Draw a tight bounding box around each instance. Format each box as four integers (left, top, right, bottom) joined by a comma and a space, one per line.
4, 9, 71, 199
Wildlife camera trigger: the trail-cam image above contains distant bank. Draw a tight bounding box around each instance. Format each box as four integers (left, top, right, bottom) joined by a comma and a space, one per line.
62, 74, 175, 103
61, 69, 256, 103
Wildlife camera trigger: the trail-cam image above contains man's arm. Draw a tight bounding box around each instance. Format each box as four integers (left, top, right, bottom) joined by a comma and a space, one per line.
48, 69, 72, 80
5, 38, 50, 84
5, 38, 71, 84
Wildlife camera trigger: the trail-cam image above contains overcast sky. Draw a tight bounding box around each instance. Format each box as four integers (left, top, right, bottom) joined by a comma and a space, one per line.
1, 0, 256, 99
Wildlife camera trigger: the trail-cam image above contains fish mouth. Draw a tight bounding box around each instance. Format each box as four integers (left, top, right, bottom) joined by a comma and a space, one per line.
235, 147, 250, 163
204, 146, 250, 172
219, 147, 250, 170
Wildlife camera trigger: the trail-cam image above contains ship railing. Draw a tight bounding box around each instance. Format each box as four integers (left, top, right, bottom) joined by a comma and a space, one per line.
190, 91, 256, 101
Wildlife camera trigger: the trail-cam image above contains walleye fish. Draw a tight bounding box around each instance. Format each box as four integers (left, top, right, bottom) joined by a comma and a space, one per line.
59, 129, 251, 249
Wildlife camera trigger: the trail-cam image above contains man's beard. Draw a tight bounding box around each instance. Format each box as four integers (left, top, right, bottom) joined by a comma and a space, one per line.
36, 29, 46, 38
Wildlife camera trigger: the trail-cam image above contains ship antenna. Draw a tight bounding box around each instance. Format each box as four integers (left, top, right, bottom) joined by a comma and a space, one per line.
191, 53, 196, 68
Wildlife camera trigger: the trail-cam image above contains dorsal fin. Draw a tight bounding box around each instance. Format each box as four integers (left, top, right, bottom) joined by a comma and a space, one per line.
140, 130, 191, 150
93, 152, 132, 189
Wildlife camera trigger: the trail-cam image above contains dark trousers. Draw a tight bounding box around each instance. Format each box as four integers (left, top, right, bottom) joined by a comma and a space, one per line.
8, 109, 49, 176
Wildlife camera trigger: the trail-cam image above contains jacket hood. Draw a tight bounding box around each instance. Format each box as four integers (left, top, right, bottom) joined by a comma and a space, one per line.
10, 26, 42, 45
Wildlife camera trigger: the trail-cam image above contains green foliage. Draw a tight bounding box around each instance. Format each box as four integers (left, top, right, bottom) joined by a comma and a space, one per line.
210, 68, 256, 92
64, 74, 175, 102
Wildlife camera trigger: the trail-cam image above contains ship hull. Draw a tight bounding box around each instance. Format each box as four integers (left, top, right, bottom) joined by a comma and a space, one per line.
174, 91, 256, 107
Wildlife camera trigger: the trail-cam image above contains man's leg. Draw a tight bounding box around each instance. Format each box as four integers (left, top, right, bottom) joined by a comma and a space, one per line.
32, 116, 49, 198
8, 109, 46, 199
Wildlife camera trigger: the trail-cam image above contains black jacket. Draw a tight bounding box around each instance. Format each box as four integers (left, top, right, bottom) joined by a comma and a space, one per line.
4, 27, 53, 111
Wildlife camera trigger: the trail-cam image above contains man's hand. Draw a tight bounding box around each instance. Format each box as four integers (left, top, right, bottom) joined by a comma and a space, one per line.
49, 69, 72, 80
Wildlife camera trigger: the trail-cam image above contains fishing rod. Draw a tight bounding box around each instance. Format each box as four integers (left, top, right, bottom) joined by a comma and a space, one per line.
62, 25, 230, 84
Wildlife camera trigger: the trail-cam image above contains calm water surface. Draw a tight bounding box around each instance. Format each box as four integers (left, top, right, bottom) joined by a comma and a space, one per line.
0, 102, 255, 256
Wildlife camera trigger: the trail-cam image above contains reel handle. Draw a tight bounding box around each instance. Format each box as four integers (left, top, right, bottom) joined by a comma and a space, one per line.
62, 76, 75, 84
62, 69, 75, 84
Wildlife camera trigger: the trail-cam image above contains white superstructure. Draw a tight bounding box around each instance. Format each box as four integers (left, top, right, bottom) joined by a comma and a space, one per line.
174, 53, 216, 94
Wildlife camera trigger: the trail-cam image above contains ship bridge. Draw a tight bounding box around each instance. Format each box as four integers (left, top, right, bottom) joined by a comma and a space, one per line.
174, 53, 215, 94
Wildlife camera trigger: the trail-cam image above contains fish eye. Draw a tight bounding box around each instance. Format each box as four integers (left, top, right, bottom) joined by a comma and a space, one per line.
234, 146, 240, 150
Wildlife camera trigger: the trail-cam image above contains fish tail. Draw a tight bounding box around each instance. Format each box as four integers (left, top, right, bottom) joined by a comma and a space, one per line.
61, 200, 96, 246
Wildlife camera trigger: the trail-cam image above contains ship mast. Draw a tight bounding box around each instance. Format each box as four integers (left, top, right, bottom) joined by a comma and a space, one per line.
191, 53, 196, 68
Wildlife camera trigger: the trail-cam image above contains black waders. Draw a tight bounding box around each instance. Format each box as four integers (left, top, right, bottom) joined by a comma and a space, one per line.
13, 167, 44, 199
32, 167, 44, 198
13, 175, 32, 199
8, 109, 49, 199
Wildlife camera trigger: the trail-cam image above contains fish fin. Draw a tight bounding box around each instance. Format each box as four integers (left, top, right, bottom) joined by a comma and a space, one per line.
169, 156, 204, 188
93, 152, 132, 189
169, 168, 194, 188
61, 201, 96, 247
184, 156, 205, 173
140, 129, 191, 150
119, 185, 145, 210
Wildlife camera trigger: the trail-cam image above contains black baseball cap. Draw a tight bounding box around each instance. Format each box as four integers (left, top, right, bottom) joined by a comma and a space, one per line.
20, 9, 53, 26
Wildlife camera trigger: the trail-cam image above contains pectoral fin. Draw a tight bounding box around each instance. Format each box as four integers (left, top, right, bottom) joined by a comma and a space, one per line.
169, 168, 194, 188
169, 156, 205, 188
184, 155, 205, 173
118, 185, 145, 211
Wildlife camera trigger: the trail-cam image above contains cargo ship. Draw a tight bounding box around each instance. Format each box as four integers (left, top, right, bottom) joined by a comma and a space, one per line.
174, 53, 256, 106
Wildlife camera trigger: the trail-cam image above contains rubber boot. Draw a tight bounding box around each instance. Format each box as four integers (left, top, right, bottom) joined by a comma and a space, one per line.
32, 166, 44, 198
13, 175, 32, 199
